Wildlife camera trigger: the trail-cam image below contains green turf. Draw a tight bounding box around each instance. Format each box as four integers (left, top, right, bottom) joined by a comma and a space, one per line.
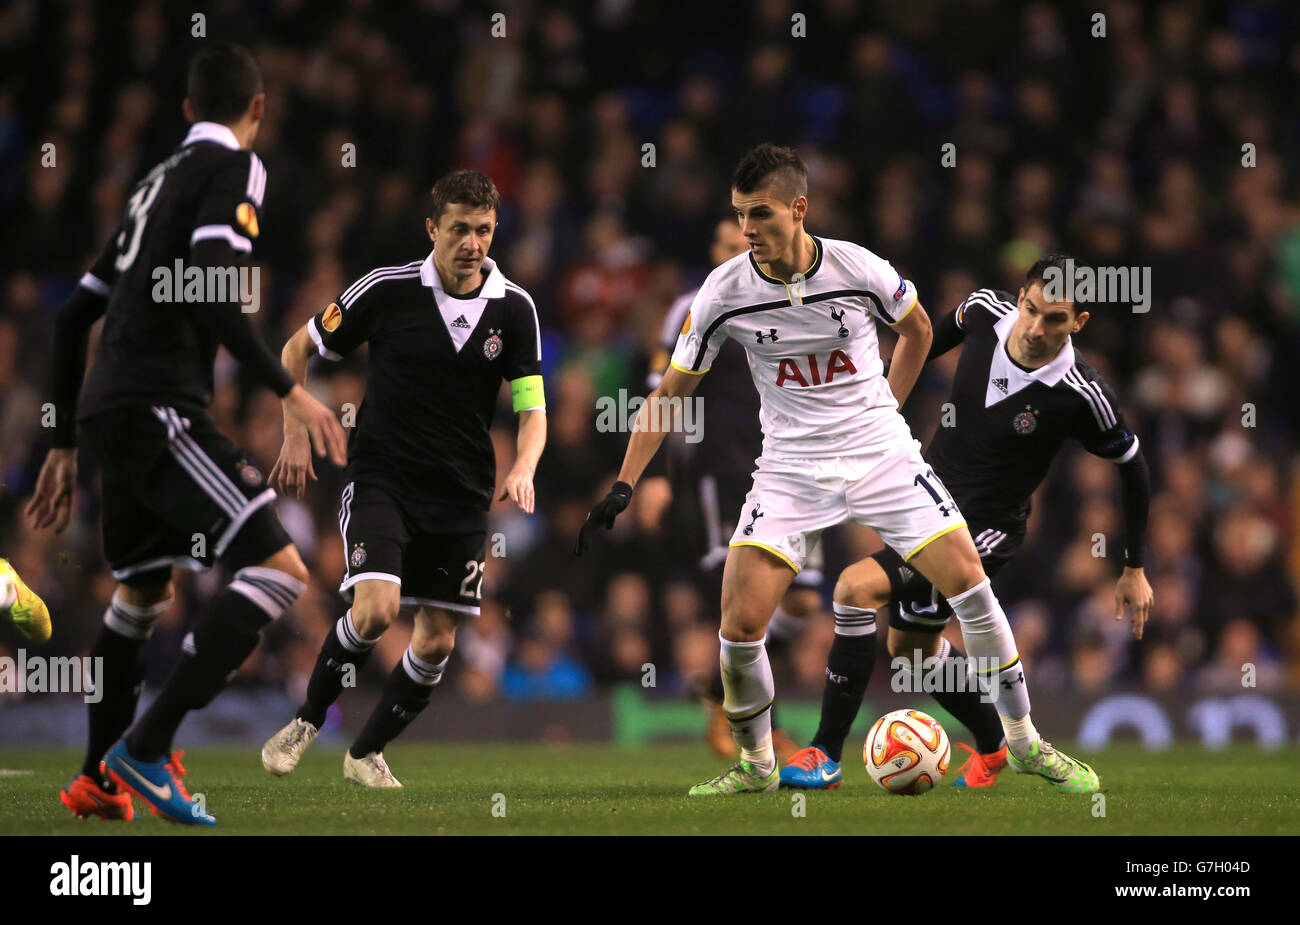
3, 743, 1297, 835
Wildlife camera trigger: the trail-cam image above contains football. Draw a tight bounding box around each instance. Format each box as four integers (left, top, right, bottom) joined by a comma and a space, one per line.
864, 709, 951, 795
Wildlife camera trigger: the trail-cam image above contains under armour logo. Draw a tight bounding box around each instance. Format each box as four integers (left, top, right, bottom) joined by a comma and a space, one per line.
1001, 670, 1025, 689
830, 308, 848, 337
755, 328, 779, 344
743, 504, 764, 535
993, 376, 1008, 393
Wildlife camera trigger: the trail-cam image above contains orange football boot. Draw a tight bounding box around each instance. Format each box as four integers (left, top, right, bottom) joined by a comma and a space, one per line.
60, 771, 135, 820
951, 742, 1008, 788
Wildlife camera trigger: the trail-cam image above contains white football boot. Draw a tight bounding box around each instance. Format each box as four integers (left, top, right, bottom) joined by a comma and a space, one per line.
261, 718, 319, 776
343, 751, 403, 788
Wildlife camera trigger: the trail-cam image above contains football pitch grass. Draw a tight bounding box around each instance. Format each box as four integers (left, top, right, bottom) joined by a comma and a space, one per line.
3, 743, 1297, 836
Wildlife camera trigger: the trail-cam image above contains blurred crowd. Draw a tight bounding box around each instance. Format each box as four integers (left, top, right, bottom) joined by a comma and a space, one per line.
2, 0, 1298, 712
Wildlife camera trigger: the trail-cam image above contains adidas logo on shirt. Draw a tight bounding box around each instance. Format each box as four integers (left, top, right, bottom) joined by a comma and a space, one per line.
993, 376, 1008, 393
451, 314, 471, 329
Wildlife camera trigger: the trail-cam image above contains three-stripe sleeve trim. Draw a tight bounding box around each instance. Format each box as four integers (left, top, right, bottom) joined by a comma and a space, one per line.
340, 263, 421, 306
1064, 369, 1117, 430
245, 154, 267, 207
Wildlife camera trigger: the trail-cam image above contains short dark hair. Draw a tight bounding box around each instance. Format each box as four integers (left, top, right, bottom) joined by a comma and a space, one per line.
429, 170, 501, 223
187, 44, 263, 124
1025, 253, 1077, 312
1025, 253, 1071, 288
732, 143, 808, 201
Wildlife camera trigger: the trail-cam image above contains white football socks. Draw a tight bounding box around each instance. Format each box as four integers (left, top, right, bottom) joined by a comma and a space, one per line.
946, 578, 1037, 758
719, 633, 776, 775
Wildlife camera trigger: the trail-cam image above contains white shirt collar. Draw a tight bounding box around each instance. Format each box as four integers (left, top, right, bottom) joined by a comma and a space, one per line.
419, 251, 506, 299
182, 121, 241, 151
993, 308, 1075, 386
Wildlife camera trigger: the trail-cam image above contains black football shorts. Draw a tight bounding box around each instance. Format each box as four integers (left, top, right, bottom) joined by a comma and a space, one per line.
881, 522, 1024, 633
79, 404, 290, 586
336, 480, 486, 615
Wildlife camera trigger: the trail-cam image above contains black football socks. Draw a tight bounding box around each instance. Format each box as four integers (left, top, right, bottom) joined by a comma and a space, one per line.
809, 604, 878, 763
298, 610, 377, 728
924, 638, 1008, 754
127, 569, 304, 760
349, 646, 446, 758
83, 593, 171, 780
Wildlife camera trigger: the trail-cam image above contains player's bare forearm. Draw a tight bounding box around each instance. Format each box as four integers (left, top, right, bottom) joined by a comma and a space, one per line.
280, 325, 315, 427
887, 301, 932, 407
514, 409, 546, 474
500, 409, 546, 513
616, 423, 669, 490
270, 323, 348, 492
281, 324, 313, 389
616, 365, 702, 488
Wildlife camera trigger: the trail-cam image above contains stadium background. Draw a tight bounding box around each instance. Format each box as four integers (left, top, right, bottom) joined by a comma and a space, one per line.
1, 0, 1298, 747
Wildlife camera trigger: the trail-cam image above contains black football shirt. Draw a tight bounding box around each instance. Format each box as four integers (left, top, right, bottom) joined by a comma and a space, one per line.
309, 253, 543, 512
925, 288, 1139, 532
79, 121, 270, 417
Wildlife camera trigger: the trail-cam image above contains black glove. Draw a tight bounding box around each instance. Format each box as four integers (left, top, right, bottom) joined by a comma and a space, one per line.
574, 481, 633, 554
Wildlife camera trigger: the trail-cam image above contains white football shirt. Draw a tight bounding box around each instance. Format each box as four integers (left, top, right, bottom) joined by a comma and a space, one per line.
670, 235, 920, 459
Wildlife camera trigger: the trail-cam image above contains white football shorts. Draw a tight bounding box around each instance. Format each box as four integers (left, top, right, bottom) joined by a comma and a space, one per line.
728, 441, 968, 572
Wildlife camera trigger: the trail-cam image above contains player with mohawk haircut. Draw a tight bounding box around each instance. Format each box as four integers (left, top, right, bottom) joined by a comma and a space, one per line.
578, 144, 1100, 795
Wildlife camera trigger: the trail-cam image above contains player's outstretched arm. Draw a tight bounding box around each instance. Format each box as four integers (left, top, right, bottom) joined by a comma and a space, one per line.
194, 249, 344, 472
269, 323, 345, 498
281, 383, 348, 478
499, 409, 546, 513
573, 365, 703, 554
617, 364, 702, 488
886, 299, 932, 407
27, 275, 112, 532
1113, 448, 1153, 638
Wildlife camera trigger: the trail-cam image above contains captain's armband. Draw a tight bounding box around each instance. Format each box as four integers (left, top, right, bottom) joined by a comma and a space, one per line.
511, 375, 545, 412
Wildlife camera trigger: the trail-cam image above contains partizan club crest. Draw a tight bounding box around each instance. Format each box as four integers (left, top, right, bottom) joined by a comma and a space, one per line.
483, 328, 502, 360
350, 542, 367, 568
1013, 406, 1038, 434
